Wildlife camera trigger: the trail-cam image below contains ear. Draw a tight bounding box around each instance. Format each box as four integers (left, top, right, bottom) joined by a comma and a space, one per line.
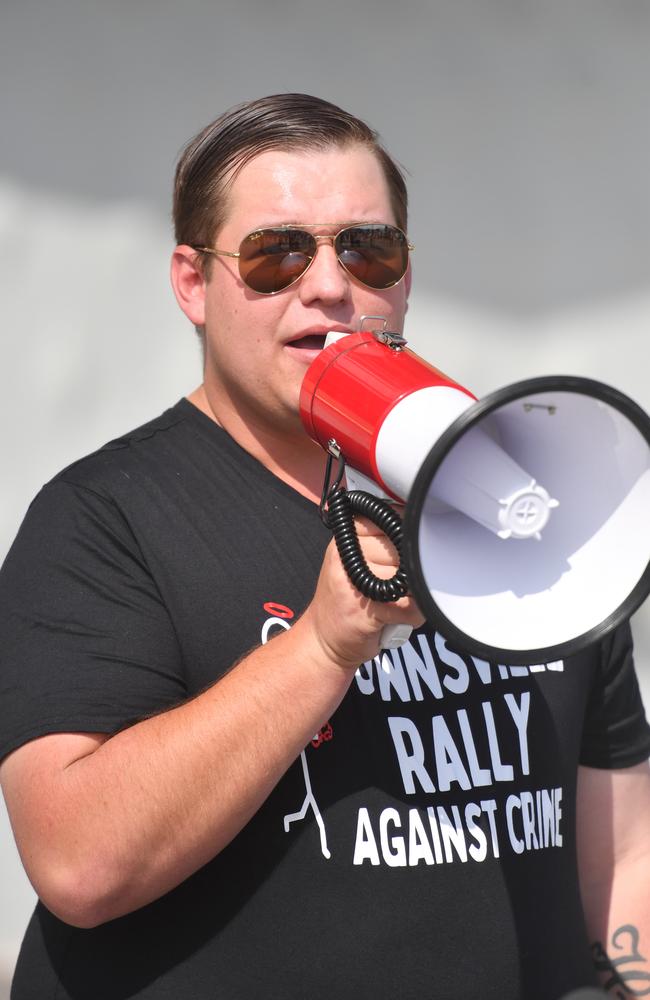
170, 245, 207, 326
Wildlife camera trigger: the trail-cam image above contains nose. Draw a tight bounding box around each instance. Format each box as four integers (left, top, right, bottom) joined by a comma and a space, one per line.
298, 237, 350, 305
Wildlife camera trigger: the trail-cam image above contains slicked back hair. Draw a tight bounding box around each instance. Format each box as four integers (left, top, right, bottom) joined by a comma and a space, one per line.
173, 93, 409, 258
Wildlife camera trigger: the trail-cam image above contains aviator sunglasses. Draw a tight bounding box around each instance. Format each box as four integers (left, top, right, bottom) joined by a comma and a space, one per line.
193, 223, 414, 295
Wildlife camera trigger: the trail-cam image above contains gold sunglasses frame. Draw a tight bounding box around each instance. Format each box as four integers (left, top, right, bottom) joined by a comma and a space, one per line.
192, 223, 415, 294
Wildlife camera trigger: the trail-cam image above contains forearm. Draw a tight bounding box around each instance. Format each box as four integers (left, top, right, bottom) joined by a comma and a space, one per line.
3, 610, 354, 927
578, 762, 650, 997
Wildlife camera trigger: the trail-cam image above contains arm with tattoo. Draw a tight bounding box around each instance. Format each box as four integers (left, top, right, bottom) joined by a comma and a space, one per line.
577, 763, 650, 999
592, 924, 650, 997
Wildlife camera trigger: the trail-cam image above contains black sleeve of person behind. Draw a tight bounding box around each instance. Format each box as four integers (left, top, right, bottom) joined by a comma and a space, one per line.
0, 478, 188, 761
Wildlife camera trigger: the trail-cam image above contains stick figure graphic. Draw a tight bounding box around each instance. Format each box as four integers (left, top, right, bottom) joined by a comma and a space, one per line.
284, 744, 331, 860
261, 606, 332, 859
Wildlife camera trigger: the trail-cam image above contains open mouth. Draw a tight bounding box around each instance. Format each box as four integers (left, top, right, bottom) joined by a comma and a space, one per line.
287, 334, 328, 351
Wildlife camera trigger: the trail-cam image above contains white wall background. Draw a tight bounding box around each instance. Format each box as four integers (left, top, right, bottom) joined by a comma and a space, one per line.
1, 0, 650, 982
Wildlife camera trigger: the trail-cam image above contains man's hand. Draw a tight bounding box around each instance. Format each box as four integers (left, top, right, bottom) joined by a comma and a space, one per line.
300, 513, 425, 673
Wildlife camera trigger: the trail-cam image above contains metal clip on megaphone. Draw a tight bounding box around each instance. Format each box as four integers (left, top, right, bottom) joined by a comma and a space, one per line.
300, 318, 650, 666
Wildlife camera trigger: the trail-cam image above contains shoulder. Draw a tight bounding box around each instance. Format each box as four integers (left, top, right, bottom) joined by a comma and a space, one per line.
1, 400, 215, 577
50, 399, 208, 494
6, 397, 307, 572
29, 397, 256, 514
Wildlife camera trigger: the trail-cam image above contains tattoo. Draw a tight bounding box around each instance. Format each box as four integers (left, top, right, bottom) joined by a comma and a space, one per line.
592, 924, 650, 997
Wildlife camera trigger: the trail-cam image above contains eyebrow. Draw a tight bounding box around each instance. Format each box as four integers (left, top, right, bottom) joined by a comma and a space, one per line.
266, 220, 384, 229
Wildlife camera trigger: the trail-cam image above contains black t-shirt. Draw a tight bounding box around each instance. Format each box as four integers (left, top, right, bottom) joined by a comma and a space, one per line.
1, 399, 649, 1000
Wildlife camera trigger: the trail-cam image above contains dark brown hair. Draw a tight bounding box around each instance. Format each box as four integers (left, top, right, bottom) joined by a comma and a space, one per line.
173, 93, 408, 252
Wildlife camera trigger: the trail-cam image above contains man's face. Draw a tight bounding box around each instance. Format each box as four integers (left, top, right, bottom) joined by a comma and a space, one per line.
189, 144, 410, 434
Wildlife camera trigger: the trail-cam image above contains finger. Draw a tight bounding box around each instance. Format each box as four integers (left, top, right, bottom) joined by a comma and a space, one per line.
373, 597, 426, 629
356, 540, 402, 570
352, 508, 405, 538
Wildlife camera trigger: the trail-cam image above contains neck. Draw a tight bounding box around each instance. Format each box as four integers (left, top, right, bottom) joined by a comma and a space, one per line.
188, 384, 329, 504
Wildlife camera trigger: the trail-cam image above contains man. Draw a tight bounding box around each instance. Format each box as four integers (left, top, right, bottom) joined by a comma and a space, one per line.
1, 93, 649, 1000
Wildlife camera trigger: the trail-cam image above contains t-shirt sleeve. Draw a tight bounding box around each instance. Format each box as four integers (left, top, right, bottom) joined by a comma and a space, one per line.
579, 619, 650, 769
0, 479, 188, 761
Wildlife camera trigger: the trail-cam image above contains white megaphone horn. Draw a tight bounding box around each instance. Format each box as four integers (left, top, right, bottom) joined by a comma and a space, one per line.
299, 323, 650, 665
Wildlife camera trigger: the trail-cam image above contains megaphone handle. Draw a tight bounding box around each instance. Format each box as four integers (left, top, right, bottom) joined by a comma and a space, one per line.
379, 623, 414, 649
336, 493, 413, 647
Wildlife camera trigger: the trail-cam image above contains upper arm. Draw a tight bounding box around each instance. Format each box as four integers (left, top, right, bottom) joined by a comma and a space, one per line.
0, 480, 187, 766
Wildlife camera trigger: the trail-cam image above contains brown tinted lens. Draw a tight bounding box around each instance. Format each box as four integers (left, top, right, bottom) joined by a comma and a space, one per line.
238, 229, 316, 293
335, 225, 409, 288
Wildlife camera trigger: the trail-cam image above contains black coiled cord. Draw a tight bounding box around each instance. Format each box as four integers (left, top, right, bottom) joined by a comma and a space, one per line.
322, 484, 410, 603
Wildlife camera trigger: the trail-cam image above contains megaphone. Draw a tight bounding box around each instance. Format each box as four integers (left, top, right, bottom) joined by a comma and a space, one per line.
299, 324, 650, 665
